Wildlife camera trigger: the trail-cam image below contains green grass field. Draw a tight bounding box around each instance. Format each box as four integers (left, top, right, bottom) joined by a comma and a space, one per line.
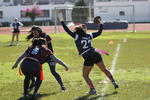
0, 31, 150, 100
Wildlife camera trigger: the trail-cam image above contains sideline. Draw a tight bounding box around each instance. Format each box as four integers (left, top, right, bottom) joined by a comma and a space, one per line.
99, 43, 121, 100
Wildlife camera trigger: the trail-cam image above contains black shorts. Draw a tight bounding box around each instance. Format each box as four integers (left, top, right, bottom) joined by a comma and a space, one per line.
82, 49, 102, 66
21, 58, 41, 78
13, 29, 20, 33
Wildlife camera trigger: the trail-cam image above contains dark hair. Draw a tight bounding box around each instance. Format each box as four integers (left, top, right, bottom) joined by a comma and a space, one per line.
26, 26, 46, 41
32, 38, 46, 47
74, 26, 86, 37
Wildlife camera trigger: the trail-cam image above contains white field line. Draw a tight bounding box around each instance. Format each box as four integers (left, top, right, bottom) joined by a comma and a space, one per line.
99, 43, 121, 100
123, 38, 127, 43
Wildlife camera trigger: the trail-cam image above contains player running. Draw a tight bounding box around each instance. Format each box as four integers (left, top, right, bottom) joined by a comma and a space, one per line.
12, 38, 68, 100
58, 13, 118, 95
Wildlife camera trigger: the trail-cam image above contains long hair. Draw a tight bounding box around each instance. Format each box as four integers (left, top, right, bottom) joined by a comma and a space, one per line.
32, 38, 47, 47
26, 26, 46, 41
74, 26, 87, 37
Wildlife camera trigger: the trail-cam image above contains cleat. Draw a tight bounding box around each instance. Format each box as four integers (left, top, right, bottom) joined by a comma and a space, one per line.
61, 86, 66, 92
112, 82, 119, 89
16, 42, 19, 46
88, 89, 97, 95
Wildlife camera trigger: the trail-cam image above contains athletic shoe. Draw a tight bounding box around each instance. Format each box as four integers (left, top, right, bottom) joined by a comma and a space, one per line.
61, 86, 66, 92
88, 89, 97, 95
9, 44, 13, 46
16, 42, 19, 46
112, 82, 119, 89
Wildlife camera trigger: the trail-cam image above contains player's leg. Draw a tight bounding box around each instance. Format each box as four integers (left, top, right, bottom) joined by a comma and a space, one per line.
9, 33, 15, 46
96, 60, 118, 89
82, 66, 96, 95
16, 32, 19, 45
31, 77, 42, 100
30, 61, 42, 99
28, 77, 35, 92
23, 75, 30, 96
48, 60, 66, 91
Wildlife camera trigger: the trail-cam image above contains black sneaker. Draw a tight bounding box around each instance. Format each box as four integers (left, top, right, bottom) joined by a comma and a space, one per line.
61, 86, 66, 92
88, 89, 97, 95
112, 82, 119, 89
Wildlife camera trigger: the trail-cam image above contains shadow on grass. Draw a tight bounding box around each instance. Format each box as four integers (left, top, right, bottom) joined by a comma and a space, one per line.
17, 90, 61, 100
75, 91, 118, 100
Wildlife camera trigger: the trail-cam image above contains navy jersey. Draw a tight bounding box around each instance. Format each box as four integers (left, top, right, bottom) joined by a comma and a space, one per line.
61, 21, 103, 55
10, 21, 23, 30
74, 34, 93, 55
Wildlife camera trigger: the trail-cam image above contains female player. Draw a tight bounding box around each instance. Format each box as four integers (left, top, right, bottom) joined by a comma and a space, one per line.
9, 17, 23, 46
12, 38, 68, 100
58, 14, 118, 95
26, 26, 66, 91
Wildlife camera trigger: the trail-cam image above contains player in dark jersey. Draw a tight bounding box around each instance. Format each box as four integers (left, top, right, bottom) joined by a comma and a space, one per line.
9, 17, 23, 46
58, 14, 118, 95
12, 38, 68, 100
26, 26, 67, 92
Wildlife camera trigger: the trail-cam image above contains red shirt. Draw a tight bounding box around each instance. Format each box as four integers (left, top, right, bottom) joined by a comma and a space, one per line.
25, 45, 53, 63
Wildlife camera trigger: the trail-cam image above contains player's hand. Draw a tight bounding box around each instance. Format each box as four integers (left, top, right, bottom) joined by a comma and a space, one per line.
58, 12, 63, 22
12, 65, 17, 69
65, 66, 68, 71
94, 16, 103, 24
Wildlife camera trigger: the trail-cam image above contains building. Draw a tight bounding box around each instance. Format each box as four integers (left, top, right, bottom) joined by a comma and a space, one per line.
0, 0, 93, 26
94, 0, 150, 22
0, 0, 149, 26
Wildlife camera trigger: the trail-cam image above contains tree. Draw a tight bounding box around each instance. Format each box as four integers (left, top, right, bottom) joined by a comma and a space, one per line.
72, 0, 89, 24
23, 5, 43, 25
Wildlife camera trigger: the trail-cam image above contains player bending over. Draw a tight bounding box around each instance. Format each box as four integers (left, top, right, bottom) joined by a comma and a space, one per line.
12, 38, 68, 100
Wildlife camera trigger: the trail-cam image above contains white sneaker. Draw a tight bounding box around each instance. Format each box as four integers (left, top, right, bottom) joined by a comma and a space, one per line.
16, 42, 19, 46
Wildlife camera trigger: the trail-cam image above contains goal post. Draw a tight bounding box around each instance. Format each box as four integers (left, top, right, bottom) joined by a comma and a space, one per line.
54, 5, 135, 33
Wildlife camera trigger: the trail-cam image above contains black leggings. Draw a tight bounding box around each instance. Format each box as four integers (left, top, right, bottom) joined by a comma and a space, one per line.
21, 59, 42, 95
41, 56, 64, 87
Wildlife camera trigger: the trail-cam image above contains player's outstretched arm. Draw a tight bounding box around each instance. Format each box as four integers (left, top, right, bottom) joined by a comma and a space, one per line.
58, 12, 75, 38
12, 52, 27, 69
50, 55, 68, 71
92, 16, 104, 38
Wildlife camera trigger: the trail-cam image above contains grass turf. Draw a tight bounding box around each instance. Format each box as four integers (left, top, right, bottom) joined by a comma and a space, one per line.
0, 31, 150, 100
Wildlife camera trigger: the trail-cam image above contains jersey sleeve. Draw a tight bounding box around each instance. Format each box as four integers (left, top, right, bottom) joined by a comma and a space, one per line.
19, 22, 23, 27
91, 24, 103, 39
61, 21, 75, 38
46, 49, 53, 56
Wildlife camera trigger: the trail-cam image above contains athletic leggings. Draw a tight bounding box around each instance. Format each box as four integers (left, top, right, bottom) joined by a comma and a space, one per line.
21, 58, 42, 95
42, 56, 64, 87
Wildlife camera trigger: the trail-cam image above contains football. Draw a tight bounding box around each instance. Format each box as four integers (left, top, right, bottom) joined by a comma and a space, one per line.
94, 16, 101, 24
